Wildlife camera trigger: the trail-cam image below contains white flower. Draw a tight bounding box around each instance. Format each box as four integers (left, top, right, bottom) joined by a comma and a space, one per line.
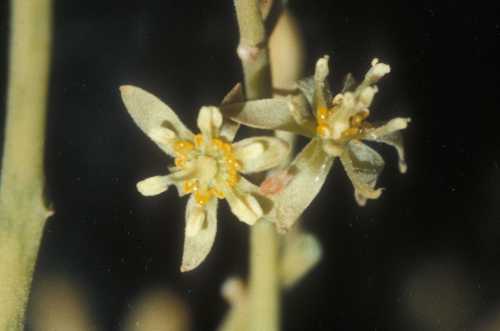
120, 85, 289, 271
221, 56, 410, 231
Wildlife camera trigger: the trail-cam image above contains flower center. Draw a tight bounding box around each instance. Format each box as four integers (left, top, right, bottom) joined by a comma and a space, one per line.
173, 134, 241, 205
315, 102, 370, 142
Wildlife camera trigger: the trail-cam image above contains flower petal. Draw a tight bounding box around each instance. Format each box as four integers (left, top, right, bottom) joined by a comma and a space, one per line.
197, 106, 223, 139
266, 138, 334, 232
219, 83, 244, 142
362, 58, 391, 86
136, 175, 172, 196
313, 55, 332, 110
220, 97, 315, 137
233, 137, 289, 174
224, 185, 263, 226
340, 140, 384, 206
120, 85, 193, 155
296, 76, 314, 106
181, 195, 218, 272
363, 117, 410, 173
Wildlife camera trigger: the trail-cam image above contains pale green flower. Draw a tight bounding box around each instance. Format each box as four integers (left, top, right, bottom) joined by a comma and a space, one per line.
221, 56, 410, 231
120, 85, 289, 271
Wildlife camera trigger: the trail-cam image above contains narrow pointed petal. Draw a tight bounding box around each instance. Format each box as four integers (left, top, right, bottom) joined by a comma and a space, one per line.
233, 137, 289, 174
120, 85, 193, 155
225, 186, 263, 226
197, 106, 223, 139
220, 97, 315, 137
267, 138, 334, 232
296, 76, 314, 106
181, 196, 218, 272
363, 117, 410, 173
313, 55, 332, 110
362, 58, 391, 86
219, 83, 244, 142
136, 175, 172, 196
340, 140, 384, 205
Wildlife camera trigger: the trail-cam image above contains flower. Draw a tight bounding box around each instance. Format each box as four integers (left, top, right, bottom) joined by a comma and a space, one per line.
120, 85, 289, 270
221, 56, 410, 231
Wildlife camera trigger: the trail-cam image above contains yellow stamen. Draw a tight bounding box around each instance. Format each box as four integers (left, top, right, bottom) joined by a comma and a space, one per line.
209, 187, 225, 199
212, 138, 225, 149
226, 171, 239, 187
350, 114, 364, 127
316, 124, 330, 138
175, 155, 187, 167
194, 134, 204, 147
174, 140, 194, 153
317, 106, 329, 123
183, 179, 199, 193
221, 142, 232, 154
194, 190, 212, 206
341, 127, 361, 139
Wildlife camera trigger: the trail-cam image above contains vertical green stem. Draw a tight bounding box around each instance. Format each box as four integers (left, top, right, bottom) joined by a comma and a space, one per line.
0, 0, 52, 329
234, 0, 272, 100
248, 220, 280, 331
233, 1, 279, 330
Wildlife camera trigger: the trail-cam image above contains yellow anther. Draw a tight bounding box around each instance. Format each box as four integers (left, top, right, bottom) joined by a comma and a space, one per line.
226, 171, 239, 187
174, 140, 194, 153
350, 114, 365, 127
316, 107, 329, 123
209, 187, 225, 199
175, 155, 187, 167
233, 159, 242, 170
221, 142, 232, 154
341, 127, 361, 139
183, 179, 199, 193
194, 134, 204, 147
212, 138, 224, 149
194, 190, 212, 206
316, 124, 330, 138
228, 159, 242, 171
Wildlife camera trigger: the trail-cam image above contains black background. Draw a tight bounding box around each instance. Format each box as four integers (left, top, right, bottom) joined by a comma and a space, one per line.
1, 0, 499, 330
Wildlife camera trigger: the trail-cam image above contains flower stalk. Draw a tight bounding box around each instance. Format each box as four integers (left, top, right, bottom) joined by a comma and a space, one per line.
234, 1, 279, 330
0, 0, 53, 329
234, 0, 272, 100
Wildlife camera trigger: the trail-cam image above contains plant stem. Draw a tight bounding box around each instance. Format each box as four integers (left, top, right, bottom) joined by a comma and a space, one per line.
234, 0, 272, 100
234, 1, 279, 330
0, 0, 52, 329
248, 220, 280, 331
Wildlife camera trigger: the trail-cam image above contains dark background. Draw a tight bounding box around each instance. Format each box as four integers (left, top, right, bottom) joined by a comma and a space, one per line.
1, 0, 499, 330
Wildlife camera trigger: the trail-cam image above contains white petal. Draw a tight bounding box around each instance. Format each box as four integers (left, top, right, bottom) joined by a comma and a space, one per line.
358, 86, 378, 108
313, 55, 331, 110
185, 204, 205, 237
120, 85, 193, 156
197, 106, 223, 138
363, 117, 410, 173
364, 118, 410, 139
363, 58, 391, 85
220, 97, 315, 137
136, 176, 171, 196
267, 139, 334, 232
225, 187, 263, 225
181, 196, 218, 272
233, 137, 289, 174
219, 83, 244, 142
340, 140, 384, 205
